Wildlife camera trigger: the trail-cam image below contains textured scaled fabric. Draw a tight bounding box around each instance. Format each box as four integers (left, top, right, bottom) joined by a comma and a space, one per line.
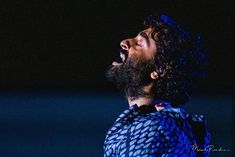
103, 101, 210, 157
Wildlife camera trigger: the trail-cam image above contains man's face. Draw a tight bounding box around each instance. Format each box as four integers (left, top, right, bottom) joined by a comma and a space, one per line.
106, 27, 157, 98
112, 28, 157, 66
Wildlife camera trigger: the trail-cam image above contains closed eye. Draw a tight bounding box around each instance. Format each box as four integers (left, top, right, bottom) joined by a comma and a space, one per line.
136, 42, 143, 47
137, 31, 149, 46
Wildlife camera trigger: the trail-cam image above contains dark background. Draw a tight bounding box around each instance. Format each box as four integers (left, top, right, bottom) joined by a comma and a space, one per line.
0, 0, 234, 157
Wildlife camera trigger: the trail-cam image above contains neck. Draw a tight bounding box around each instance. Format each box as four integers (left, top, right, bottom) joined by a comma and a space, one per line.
127, 83, 154, 107
128, 96, 154, 107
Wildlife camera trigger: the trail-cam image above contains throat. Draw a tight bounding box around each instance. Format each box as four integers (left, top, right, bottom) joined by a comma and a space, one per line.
127, 83, 154, 107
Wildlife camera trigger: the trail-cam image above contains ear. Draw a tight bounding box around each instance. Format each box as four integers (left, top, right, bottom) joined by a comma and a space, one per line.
150, 71, 159, 80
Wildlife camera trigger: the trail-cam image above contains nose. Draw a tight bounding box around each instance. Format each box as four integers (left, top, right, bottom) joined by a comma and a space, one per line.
120, 39, 130, 50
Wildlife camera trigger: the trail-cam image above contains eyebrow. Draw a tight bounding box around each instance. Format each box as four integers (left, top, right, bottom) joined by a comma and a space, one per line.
138, 32, 149, 40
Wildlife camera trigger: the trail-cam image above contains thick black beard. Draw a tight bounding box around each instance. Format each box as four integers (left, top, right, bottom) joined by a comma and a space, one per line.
106, 58, 156, 100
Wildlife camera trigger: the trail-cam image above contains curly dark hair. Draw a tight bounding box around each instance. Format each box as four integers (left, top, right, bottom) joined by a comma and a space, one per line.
144, 14, 207, 106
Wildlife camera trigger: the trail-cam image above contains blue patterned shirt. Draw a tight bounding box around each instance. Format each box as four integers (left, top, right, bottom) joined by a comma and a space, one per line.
104, 101, 210, 157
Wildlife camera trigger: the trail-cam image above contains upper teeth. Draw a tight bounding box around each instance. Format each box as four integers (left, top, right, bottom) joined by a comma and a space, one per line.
120, 53, 125, 62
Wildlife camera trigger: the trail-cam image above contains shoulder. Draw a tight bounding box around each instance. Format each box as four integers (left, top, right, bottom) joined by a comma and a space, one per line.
157, 106, 209, 133
158, 106, 210, 151
138, 106, 209, 139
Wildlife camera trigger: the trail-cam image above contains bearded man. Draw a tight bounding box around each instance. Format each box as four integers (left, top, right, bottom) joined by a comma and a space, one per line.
104, 14, 210, 157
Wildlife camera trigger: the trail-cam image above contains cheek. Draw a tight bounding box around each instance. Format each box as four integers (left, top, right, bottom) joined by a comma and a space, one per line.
128, 47, 156, 62
144, 46, 157, 60
140, 49, 154, 60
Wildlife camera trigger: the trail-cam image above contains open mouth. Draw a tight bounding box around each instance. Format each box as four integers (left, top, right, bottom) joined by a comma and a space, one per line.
112, 50, 128, 66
